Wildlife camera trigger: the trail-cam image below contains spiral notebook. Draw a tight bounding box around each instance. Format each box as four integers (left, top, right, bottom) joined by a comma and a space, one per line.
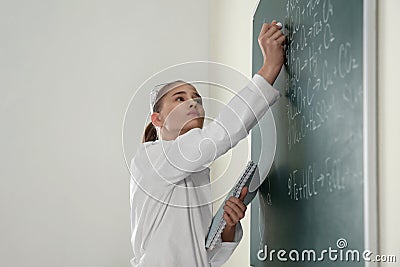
205, 160, 259, 250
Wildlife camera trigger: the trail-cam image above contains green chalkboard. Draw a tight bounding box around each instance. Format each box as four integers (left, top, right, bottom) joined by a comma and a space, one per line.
250, 0, 377, 266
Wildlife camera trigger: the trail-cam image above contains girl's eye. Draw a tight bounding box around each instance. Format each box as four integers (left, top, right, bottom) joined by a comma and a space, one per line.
176, 97, 184, 102
195, 98, 203, 105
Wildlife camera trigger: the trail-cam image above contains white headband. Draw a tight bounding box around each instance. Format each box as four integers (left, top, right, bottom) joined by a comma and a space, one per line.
149, 81, 187, 113
149, 83, 165, 113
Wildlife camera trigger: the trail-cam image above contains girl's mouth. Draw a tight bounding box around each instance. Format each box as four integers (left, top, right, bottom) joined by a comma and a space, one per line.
187, 110, 199, 116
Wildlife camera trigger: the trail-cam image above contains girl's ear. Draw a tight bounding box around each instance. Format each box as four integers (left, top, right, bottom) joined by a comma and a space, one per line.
151, 112, 163, 127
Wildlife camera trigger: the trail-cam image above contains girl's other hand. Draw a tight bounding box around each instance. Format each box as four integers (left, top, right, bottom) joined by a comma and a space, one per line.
257, 20, 286, 85
223, 186, 248, 227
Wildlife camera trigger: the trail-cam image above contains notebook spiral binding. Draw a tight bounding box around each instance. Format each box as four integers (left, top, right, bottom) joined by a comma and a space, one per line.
206, 160, 257, 250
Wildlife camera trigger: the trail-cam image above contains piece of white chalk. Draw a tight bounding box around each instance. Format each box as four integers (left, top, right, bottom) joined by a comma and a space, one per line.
262, 19, 282, 28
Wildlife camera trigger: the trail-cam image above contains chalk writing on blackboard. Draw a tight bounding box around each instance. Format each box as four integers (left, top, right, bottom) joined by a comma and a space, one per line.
287, 156, 346, 201
285, 0, 359, 153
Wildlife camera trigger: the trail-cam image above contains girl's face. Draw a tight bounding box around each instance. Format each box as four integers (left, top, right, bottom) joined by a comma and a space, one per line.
152, 83, 205, 138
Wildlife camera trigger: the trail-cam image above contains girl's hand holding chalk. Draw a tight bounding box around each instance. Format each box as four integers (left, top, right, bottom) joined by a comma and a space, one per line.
257, 19, 286, 85
263, 18, 283, 29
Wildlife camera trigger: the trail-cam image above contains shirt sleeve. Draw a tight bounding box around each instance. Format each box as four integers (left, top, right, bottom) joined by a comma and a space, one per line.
206, 221, 244, 267
145, 74, 281, 184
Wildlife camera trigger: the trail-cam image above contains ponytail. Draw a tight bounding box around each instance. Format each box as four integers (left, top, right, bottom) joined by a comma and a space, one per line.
142, 122, 158, 143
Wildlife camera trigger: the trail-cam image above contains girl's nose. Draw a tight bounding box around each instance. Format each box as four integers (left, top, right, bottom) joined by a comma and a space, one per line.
188, 99, 197, 108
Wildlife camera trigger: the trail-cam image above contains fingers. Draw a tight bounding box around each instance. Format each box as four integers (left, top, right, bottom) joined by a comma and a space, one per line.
259, 19, 278, 38
224, 199, 246, 218
223, 193, 248, 225
258, 23, 270, 39
260, 24, 285, 49
239, 186, 248, 202
223, 212, 235, 226
271, 27, 284, 41
223, 208, 240, 226
276, 34, 286, 46
264, 24, 283, 39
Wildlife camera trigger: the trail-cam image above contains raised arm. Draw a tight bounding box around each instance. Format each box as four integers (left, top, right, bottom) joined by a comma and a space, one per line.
134, 21, 286, 185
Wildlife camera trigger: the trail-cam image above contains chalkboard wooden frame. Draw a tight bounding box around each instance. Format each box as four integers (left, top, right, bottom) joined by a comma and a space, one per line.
250, 0, 378, 266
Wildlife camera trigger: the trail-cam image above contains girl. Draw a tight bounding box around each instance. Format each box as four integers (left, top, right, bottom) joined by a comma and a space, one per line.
130, 21, 285, 267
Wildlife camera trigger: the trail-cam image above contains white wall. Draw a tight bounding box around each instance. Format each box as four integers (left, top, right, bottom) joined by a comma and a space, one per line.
0, 1, 209, 266
377, 0, 400, 263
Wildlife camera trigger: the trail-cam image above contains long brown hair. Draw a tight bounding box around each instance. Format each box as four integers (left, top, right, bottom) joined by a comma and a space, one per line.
142, 80, 188, 143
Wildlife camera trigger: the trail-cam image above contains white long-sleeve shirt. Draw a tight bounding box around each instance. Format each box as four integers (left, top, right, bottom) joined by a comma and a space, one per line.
129, 74, 281, 267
